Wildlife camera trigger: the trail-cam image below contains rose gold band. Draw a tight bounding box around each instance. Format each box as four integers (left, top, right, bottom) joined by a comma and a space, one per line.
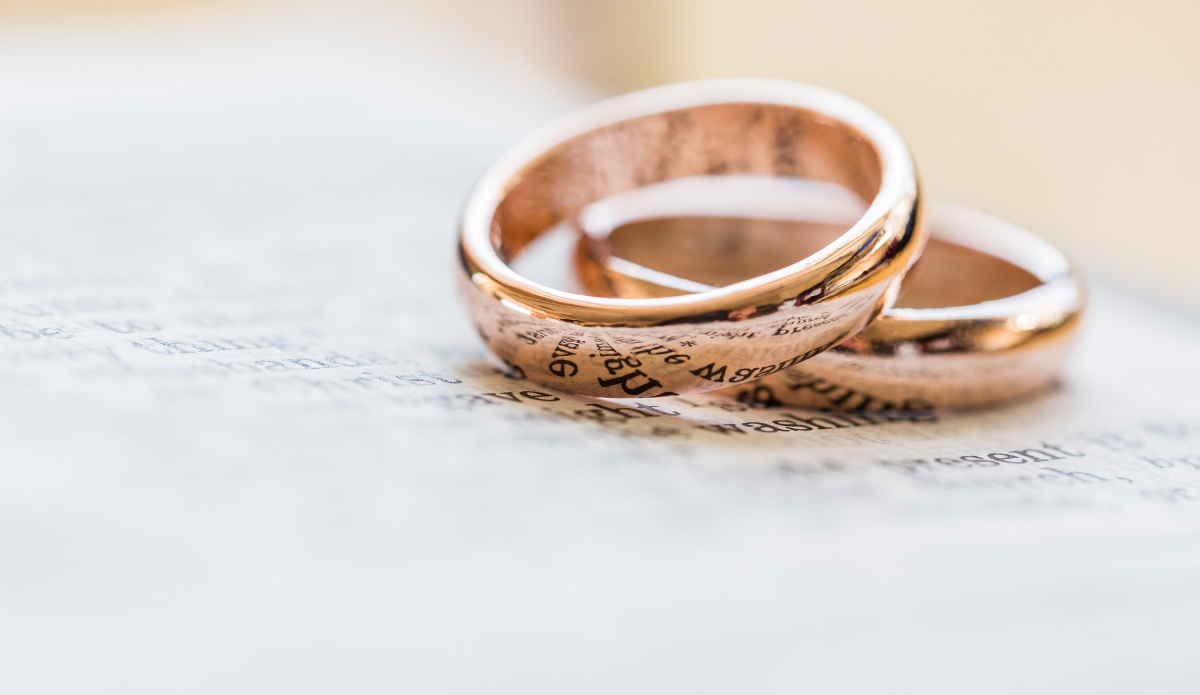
457, 79, 924, 398
572, 177, 1083, 410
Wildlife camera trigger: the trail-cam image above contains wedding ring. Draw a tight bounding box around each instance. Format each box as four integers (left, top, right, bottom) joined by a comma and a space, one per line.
457, 79, 924, 398
573, 178, 1083, 409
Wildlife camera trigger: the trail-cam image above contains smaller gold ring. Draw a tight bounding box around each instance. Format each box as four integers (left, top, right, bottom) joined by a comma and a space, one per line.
574, 179, 1084, 410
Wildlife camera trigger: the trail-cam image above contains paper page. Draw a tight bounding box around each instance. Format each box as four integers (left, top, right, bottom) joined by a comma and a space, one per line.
1, 7, 1199, 694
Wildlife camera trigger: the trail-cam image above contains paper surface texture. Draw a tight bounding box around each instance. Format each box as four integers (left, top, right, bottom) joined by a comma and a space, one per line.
1, 8, 1199, 694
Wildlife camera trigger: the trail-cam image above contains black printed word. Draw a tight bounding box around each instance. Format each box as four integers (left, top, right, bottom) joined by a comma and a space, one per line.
548, 335, 583, 378
202, 353, 399, 373
697, 410, 927, 435
131, 336, 306, 354
781, 370, 934, 412
1140, 454, 1200, 470
879, 443, 1084, 473
596, 353, 662, 397
0, 324, 72, 341
690, 346, 825, 385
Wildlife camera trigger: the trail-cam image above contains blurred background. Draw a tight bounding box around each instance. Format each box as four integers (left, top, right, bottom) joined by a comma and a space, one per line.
4, 0, 1199, 309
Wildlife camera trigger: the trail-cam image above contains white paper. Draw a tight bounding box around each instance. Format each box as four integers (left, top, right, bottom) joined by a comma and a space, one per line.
1, 7, 1199, 694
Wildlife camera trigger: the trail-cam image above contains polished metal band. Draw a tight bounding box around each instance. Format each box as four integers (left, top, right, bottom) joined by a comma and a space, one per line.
458, 79, 924, 398
573, 179, 1083, 409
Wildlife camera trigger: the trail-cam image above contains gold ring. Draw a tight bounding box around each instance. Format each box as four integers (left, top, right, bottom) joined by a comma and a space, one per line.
572, 177, 1083, 409
457, 79, 924, 398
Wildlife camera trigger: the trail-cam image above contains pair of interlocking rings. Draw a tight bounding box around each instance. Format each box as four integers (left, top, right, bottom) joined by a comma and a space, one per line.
457, 80, 1083, 411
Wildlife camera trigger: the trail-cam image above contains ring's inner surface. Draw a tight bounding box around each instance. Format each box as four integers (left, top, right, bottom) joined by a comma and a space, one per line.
893, 239, 1041, 308
600, 216, 1042, 308
492, 103, 883, 264
604, 216, 849, 289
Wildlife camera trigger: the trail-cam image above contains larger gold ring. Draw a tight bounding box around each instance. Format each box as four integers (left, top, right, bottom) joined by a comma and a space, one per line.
457, 79, 924, 398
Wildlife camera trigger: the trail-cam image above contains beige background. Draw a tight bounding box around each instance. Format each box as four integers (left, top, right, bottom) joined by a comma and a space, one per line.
5, 0, 1199, 308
